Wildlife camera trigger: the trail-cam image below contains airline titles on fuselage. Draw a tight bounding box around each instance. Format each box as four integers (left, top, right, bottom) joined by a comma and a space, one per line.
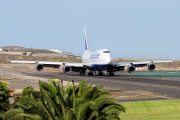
89, 54, 100, 59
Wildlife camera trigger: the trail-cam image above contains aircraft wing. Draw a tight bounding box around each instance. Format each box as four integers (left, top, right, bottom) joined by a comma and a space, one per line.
113, 60, 172, 67
8, 59, 92, 68
38, 61, 92, 68
10, 60, 37, 64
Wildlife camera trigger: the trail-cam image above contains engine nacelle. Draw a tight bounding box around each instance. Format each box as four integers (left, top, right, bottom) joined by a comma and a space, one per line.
148, 64, 156, 71
127, 66, 135, 73
36, 64, 44, 71
63, 66, 72, 73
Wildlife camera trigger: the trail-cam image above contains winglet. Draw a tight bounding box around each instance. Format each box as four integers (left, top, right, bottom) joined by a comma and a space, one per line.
84, 27, 89, 51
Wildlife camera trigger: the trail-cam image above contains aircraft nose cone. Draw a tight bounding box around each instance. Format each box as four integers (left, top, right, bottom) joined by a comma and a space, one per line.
106, 57, 112, 64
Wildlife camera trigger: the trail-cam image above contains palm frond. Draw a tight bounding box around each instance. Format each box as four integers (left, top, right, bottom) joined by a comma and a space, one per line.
76, 101, 95, 120
107, 115, 121, 120
39, 81, 57, 97
3, 108, 24, 120
21, 86, 34, 98
16, 113, 42, 120
64, 107, 76, 120
87, 111, 99, 120
101, 104, 125, 113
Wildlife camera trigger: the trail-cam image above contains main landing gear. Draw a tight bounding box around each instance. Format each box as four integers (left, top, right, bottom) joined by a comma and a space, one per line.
88, 72, 93, 76
79, 71, 85, 76
79, 70, 114, 76
108, 72, 114, 76
98, 72, 104, 76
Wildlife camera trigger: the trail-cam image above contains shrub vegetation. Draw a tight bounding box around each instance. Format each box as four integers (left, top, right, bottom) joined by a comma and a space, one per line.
0, 81, 10, 119
3, 80, 125, 120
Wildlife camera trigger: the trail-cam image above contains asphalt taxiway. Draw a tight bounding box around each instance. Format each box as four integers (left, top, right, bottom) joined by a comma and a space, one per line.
22, 71, 180, 99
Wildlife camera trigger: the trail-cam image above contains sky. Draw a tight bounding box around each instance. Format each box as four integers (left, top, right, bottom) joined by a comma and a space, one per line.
0, 0, 180, 59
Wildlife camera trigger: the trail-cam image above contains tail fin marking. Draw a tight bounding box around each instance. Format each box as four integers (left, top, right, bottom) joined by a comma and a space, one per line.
84, 27, 89, 51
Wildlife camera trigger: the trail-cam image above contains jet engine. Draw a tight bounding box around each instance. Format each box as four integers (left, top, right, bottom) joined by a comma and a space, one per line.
36, 64, 44, 71
127, 66, 135, 73
63, 66, 71, 73
148, 64, 156, 71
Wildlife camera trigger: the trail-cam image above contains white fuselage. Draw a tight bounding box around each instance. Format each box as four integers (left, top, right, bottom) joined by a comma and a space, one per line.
82, 49, 112, 65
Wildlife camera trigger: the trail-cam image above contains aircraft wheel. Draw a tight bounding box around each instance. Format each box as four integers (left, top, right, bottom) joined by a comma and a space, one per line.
98, 72, 103, 76
80, 71, 85, 76
91, 73, 93, 76
82, 72, 85, 76
88, 72, 93, 76
109, 72, 114, 76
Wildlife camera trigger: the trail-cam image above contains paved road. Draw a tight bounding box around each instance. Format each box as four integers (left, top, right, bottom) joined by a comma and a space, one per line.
23, 71, 180, 99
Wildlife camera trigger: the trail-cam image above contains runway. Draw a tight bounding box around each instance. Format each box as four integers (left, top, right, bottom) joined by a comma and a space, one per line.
23, 71, 180, 99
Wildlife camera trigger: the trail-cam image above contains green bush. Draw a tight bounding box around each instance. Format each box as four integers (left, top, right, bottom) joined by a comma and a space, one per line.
0, 81, 10, 119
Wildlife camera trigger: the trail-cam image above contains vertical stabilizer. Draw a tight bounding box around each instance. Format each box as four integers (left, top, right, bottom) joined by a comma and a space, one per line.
84, 27, 89, 51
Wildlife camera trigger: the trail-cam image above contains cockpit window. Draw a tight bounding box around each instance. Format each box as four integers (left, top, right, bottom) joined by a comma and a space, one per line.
103, 51, 110, 53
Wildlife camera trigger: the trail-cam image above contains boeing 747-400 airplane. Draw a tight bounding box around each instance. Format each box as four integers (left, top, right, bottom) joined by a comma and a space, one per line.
9, 27, 172, 76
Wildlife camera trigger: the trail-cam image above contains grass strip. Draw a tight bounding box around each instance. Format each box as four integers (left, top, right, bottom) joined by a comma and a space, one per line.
120, 99, 180, 120
131, 71, 180, 76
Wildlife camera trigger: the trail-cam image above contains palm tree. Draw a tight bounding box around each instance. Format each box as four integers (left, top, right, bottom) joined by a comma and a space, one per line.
3, 79, 125, 120
70, 80, 125, 120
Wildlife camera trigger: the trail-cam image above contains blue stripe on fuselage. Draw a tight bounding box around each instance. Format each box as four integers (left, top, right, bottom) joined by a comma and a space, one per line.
91, 64, 109, 70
